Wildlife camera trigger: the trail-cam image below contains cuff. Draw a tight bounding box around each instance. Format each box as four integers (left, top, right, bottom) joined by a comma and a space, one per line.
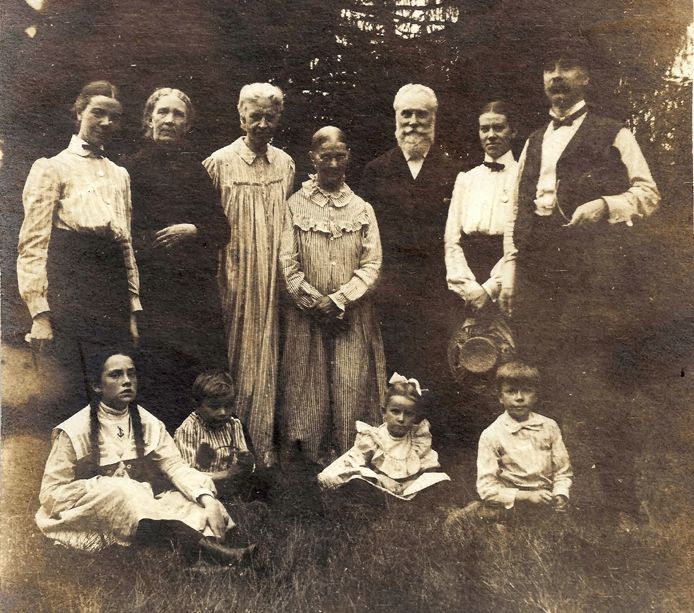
603, 195, 636, 226
294, 281, 323, 310
552, 483, 571, 499
501, 259, 516, 291
481, 278, 500, 302
498, 488, 519, 510
194, 488, 216, 503
27, 295, 51, 319
328, 292, 346, 311
130, 294, 143, 313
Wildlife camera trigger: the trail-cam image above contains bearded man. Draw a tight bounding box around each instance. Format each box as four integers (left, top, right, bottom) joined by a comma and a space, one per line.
361, 84, 460, 409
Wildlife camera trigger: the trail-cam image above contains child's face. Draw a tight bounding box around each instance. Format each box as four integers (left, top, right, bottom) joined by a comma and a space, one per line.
498, 381, 537, 422
95, 354, 137, 410
197, 398, 232, 428
383, 395, 418, 437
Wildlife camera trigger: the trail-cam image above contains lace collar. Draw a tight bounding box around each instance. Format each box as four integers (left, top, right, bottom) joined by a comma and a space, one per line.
301, 176, 354, 208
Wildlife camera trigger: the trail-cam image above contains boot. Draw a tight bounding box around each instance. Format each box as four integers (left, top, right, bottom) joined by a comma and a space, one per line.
195, 539, 256, 566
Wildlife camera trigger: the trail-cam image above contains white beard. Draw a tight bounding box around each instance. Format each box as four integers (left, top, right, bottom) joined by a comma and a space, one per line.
396, 129, 434, 160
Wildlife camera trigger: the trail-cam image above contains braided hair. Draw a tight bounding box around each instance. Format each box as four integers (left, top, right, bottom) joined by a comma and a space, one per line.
87, 350, 146, 469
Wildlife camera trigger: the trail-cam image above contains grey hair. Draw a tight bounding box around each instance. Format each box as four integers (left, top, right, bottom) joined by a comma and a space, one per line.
237, 83, 285, 117
393, 84, 438, 112
142, 88, 195, 139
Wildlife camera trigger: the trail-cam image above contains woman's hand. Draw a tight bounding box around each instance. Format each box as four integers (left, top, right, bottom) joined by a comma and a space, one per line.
199, 494, 233, 539
153, 223, 198, 249
313, 296, 341, 319
30, 313, 53, 351
129, 313, 139, 347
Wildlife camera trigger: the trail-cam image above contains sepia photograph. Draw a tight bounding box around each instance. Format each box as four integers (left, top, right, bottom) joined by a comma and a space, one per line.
1, 0, 693, 610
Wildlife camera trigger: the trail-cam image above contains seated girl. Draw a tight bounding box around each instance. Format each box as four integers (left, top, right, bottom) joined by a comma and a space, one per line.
317, 373, 450, 500
35, 350, 253, 565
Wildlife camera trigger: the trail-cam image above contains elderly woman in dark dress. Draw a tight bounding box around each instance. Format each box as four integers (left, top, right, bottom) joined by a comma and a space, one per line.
125, 88, 229, 428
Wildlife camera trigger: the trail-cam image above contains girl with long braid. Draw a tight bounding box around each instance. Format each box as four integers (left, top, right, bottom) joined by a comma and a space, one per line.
35, 350, 254, 565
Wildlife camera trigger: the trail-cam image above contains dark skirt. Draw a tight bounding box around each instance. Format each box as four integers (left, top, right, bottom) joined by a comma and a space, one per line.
47, 227, 130, 344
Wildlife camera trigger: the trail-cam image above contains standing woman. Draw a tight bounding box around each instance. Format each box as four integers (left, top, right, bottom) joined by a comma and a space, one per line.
125, 88, 229, 427
280, 126, 386, 465
17, 81, 140, 401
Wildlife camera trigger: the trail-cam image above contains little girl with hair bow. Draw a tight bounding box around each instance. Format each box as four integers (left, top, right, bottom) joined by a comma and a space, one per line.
317, 373, 450, 500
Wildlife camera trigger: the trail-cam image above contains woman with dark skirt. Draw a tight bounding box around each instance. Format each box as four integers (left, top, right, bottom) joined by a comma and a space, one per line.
125, 88, 229, 429
17, 81, 140, 407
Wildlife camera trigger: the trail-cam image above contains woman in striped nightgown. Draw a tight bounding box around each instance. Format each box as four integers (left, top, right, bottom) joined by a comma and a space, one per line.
279, 126, 386, 465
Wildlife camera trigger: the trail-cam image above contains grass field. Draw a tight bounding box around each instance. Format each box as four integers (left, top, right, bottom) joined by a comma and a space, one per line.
2, 336, 694, 612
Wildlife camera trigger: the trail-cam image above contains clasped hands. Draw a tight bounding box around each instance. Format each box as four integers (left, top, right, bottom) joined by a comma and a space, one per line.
516, 490, 568, 512
310, 295, 347, 331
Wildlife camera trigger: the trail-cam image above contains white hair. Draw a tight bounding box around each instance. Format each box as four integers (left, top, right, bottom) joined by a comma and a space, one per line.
393, 84, 438, 112
237, 82, 285, 117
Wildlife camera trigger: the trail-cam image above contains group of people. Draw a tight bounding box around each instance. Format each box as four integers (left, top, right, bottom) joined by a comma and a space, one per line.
20, 36, 661, 563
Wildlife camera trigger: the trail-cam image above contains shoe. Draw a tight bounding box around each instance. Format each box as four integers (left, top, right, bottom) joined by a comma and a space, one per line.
196, 539, 256, 565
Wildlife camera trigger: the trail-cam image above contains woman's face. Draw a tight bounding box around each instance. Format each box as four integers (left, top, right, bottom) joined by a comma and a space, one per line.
77, 95, 122, 147
95, 354, 137, 410
149, 94, 189, 145
310, 140, 349, 191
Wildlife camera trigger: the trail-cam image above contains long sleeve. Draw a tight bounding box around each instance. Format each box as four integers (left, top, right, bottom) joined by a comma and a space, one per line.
444, 173, 500, 303
173, 419, 199, 469
17, 159, 60, 317
317, 426, 378, 488
38, 431, 96, 518
549, 421, 573, 498
151, 422, 216, 501
329, 203, 382, 309
603, 128, 660, 224
120, 170, 141, 312
190, 161, 230, 250
476, 430, 519, 509
279, 206, 323, 310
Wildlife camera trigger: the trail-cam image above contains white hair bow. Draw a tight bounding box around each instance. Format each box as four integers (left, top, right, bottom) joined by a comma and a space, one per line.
389, 372, 422, 396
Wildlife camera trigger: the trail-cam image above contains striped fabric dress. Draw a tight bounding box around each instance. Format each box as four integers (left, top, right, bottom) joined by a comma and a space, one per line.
203, 138, 295, 467
279, 178, 386, 463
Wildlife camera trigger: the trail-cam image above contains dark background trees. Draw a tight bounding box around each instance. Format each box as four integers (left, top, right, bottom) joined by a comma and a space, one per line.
1, 0, 692, 343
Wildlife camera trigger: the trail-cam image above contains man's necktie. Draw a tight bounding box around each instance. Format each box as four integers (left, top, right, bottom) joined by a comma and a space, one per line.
551, 106, 588, 129
483, 161, 505, 172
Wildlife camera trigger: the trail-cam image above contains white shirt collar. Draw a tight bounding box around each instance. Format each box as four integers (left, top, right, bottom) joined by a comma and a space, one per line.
233, 136, 276, 166
68, 134, 104, 157
549, 99, 587, 120
483, 150, 516, 166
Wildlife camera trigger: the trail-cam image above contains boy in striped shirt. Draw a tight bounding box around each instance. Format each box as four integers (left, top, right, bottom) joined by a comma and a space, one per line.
175, 371, 265, 501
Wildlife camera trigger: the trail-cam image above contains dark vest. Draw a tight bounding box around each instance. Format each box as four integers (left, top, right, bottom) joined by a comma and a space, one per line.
514, 113, 629, 255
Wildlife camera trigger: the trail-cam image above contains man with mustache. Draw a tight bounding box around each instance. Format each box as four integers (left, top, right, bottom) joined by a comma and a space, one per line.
500, 40, 660, 527
361, 84, 460, 417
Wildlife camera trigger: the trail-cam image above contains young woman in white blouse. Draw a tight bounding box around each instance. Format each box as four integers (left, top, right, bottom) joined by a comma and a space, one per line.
17, 81, 140, 401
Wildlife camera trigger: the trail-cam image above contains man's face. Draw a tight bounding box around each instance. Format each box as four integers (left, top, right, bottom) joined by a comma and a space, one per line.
77, 95, 122, 147
478, 112, 515, 160
240, 97, 281, 152
498, 381, 537, 422
95, 354, 137, 411
543, 59, 589, 111
149, 94, 188, 145
395, 92, 436, 157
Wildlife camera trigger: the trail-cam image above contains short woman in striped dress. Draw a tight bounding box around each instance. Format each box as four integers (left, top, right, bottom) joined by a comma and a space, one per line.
279, 126, 386, 466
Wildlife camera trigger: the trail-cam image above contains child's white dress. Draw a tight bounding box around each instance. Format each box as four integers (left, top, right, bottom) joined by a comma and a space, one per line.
317, 419, 450, 500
